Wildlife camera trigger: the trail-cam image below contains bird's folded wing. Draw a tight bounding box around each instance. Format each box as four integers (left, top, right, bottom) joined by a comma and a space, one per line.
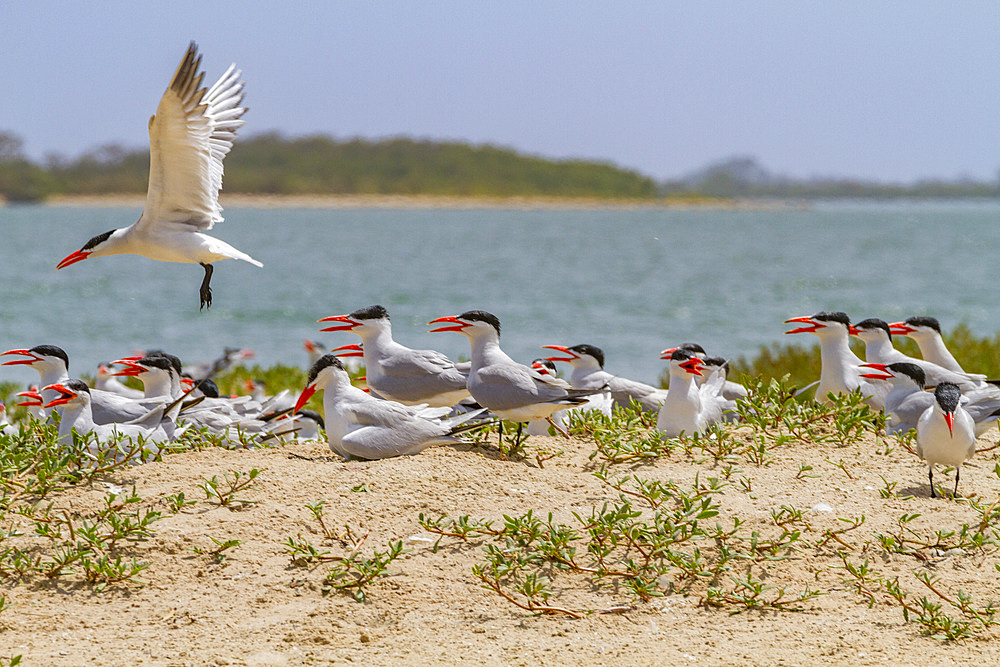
346, 400, 420, 428
380, 349, 460, 378
141, 43, 246, 233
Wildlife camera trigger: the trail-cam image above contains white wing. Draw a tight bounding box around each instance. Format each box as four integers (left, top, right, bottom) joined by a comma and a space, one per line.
141, 43, 246, 232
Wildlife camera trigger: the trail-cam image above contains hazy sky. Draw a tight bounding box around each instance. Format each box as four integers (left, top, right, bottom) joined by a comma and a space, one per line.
2, 2, 998, 182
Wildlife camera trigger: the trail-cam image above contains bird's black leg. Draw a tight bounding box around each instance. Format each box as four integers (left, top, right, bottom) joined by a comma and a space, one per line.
497, 420, 503, 447
954, 467, 961, 498
515, 422, 524, 447
929, 466, 936, 498
199, 263, 214, 310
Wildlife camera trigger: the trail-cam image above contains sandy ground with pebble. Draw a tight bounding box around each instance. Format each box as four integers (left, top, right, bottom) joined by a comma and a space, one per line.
2, 424, 1000, 666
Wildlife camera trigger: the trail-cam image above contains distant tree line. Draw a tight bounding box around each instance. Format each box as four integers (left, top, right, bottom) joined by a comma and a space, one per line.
0, 131, 657, 202
3, 131, 999, 203
662, 156, 1000, 200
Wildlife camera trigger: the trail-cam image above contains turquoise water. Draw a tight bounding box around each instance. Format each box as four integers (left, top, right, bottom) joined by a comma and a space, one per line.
2, 202, 999, 387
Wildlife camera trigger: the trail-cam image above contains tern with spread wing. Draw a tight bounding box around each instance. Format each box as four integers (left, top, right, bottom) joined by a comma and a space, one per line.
55, 42, 259, 309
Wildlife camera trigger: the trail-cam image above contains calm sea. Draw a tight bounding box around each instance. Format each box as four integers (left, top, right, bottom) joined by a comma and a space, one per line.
2, 201, 999, 388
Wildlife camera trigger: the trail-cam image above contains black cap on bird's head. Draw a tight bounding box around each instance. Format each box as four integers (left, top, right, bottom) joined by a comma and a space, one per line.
145, 350, 183, 375
813, 311, 851, 326
853, 318, 892, 339
568, 344, 604, 367
458, 310, 501, 335
905, 316, 942, 333
137, 356, 176, 373
663, 348, 704, 376
57, 230, 115, 270
199, 378, 220, 398
295, 354, 346, 413
934, 382, 962, 434
886, 362, 926, 388
891, 316, 943, 336
542, 343, 605, 366
784, 311, 851, 335
349, 305, 389, 321
42, 378, 90, 408
669, 349, 694, 362
530, 358, 558, 375
702, 356, 729, 371
306, 354, 345, 387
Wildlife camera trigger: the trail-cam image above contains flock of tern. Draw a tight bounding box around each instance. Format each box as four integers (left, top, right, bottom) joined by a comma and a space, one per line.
0, 44, 987, 498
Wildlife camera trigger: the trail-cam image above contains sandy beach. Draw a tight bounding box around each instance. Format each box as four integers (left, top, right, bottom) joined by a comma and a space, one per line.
2, 423, 998, 665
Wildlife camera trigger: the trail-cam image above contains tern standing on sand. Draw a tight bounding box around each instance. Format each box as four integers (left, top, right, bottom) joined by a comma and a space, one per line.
56, 42, 259, 310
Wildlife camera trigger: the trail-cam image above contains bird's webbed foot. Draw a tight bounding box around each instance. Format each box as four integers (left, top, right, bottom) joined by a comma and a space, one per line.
199, 263, 214, 310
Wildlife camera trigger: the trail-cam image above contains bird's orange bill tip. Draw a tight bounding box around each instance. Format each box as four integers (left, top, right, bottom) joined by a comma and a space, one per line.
1, 349, 37, 366
860, 373, 893, 381
303, 340, 316, 351
679, 358, 704, 376
293, 385, 317, 413
41, 384, 76, 408
541, 345, 574, 362
848, 326, 861, 335
15, 390, 43, 407
888, 321, 913, 335
331, 344, 364, 358
427, 316, 467, 333
317, 315, 357, 332
859, 362, 889, 370
181, 378, 195, 387
944, 412, 955, 435
56, 250, 90, 270
783, 317, 822, 335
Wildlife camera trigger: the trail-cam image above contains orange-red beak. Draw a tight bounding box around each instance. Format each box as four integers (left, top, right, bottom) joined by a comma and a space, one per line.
944, 411, 955, 435
541, 345, 576, 362
858, 363, 893, 381
317, 315, 360, 333
888, 321, 914, 336
428, 316, 469, 333
1, 349, 39, 366
783, 316, 823, 335
293, 384, 317, 413
42, 383, 77, 408
57, 249, 91, 270
659, 346, 679, 360
679, 358, 704, 376
331, 344, 364, 358
110, 358, 143, 377
16, 390, 43, 407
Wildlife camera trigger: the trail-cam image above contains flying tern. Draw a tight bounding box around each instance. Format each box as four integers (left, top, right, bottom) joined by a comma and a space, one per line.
55, 43, 258, 310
